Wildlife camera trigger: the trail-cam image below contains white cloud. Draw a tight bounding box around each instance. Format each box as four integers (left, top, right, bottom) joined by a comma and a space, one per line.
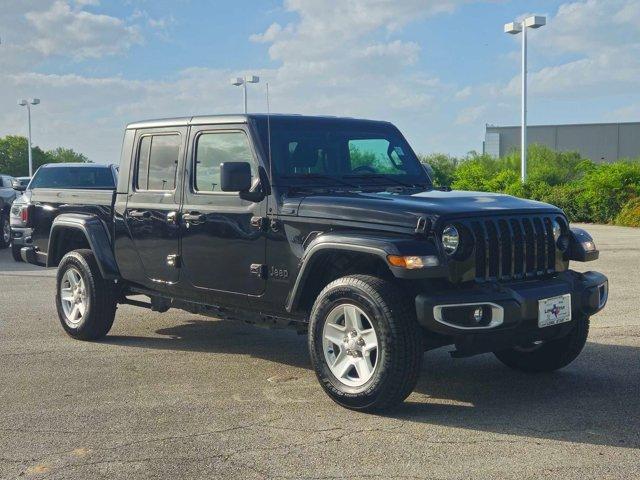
0, 1, 143, 71
24, 1, 142, 60
249, 22, 284, 43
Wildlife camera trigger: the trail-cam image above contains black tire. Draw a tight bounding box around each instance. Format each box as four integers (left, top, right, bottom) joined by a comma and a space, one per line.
494, 314, 590, 373
0, 212, 10, 249
11, 244, 23, 262
55, 249, 117, 340
308, 275, 423, 412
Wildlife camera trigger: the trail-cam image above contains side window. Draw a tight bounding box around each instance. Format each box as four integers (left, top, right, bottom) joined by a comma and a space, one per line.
136, 134, 180, 191
194, 131, 256, 193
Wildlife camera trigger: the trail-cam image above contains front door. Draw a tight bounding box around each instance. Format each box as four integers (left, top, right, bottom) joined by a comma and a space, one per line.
180, 124, 267, 295
125, 127, 186, 287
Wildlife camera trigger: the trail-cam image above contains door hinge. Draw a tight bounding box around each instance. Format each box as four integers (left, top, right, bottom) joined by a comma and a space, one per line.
250, 216, 268, 230
250, 263, 268, 279
167, 254, 181, 268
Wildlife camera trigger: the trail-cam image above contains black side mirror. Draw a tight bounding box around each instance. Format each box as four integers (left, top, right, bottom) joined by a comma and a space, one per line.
220, 162, 252, 192
12, 180, 26, 192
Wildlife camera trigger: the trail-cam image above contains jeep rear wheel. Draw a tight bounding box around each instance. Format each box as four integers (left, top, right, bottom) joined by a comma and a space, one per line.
494, 314, 589, 372
309, 275, 423, 411
56, 249, 117, 340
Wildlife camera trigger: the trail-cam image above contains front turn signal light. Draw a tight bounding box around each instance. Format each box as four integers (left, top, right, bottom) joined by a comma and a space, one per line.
387, 255, 439, 269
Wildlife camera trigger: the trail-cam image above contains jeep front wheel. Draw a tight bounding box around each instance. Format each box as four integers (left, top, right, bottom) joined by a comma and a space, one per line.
308, 275, 423, 411
56, 249, 117, 340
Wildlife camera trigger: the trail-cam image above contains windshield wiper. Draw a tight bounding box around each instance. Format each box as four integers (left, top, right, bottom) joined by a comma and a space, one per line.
280, 174, 359, 189
344, 174, 424, 189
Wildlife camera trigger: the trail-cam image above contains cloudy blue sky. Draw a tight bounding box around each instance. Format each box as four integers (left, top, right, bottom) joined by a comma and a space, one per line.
1, 0, 638, 164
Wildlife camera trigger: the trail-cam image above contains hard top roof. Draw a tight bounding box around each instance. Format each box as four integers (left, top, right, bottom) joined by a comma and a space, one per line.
125, 114, 392, 130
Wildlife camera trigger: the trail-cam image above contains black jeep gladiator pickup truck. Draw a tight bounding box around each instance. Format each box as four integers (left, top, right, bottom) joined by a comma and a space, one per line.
20, 114, 608, 411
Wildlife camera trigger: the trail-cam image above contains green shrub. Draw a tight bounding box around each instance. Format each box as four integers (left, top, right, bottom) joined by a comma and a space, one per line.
420, 153, 458, 187
503, 145, 592, 186
615, 197, 640, 227
579, 161, 640, 223
419, 144, 639, 226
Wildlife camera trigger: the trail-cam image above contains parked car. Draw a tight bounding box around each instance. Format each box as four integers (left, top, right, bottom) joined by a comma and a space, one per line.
10, 163, 116, 262
0, 174, 19, 249
19, 114, 608, 411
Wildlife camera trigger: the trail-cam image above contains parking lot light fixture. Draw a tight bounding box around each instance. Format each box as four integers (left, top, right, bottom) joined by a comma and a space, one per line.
17, 98, 41, 176
504, 15, 546, 182
231, 75, 260, 114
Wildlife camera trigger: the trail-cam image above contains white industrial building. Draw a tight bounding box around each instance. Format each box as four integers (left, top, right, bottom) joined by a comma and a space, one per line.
484, 121, 640, 162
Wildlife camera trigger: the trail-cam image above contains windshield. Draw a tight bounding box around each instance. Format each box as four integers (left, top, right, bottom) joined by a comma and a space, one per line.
253, 117, 430, 189
30, 166, 115, 190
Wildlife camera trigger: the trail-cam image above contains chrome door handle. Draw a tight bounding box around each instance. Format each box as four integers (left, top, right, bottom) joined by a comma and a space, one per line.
182, 212, 205, 222
128, 210, 151, 219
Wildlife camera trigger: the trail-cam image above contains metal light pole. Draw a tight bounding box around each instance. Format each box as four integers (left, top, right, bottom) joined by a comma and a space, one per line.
231, 75, 260, 114
504, 16, 546, 182
18, 98, 40, 177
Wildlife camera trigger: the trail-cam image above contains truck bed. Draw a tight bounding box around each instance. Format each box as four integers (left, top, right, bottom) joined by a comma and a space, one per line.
27, 187, 115, 255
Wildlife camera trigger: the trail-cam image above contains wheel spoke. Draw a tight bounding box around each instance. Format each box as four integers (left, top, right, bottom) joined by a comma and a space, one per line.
324, 322, 345, 346
67, 271, 78, 288
332, 351, 352, 379
343, 305, 360, 331
354, 357, 373, 379
70, 305, 79, 321
61, 288, 74, 303
360, 329, 377, 351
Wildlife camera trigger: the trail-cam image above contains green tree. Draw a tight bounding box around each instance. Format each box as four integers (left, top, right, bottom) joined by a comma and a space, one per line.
47, 147, 91, 164
0, 136, 90, 177
0, 136, 50, 177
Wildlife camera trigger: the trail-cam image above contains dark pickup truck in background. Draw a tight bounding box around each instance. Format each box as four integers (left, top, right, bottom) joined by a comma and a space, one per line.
10, 163, 117, 262
19, 114, 608, 411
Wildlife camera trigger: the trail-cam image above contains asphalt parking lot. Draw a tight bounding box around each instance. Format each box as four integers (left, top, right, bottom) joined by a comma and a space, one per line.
1, 224, 639, 479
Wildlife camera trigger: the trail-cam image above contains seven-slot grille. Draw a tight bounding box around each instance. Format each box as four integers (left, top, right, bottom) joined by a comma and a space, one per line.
460, 215, 559, 282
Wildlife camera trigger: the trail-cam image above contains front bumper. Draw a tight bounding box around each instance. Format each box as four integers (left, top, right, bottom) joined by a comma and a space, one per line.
416, 270, 608, 355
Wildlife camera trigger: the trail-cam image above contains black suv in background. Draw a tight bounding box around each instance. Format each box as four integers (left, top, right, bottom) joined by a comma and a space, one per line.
0, 174, 19, 249
10, 163, 117, 262
18, 115, 608, 411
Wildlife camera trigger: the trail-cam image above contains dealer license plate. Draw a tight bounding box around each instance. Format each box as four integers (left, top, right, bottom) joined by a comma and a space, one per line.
538, 294, 572, 328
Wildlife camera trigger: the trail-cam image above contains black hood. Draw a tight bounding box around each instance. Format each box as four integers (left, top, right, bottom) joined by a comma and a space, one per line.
293, 189, 563, 228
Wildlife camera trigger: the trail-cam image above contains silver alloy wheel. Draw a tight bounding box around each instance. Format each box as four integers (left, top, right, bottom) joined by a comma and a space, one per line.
60, 267, 87, 327
322, 303, 379, 387
2, 216, 10, 244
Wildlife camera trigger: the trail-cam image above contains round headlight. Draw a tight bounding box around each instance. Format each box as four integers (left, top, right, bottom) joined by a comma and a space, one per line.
552, 219, 562, 242
442, 225, 460, 254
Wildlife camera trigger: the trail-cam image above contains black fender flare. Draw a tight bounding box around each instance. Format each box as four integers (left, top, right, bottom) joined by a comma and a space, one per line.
285, 232, 444, 312
47, 213, 120, 279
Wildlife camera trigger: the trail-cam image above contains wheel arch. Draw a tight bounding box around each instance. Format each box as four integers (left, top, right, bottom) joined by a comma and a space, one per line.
47, 214, 120, 280
285, 232, 442, 315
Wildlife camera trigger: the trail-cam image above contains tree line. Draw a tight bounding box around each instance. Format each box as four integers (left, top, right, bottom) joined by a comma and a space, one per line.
0, 135, 90, 177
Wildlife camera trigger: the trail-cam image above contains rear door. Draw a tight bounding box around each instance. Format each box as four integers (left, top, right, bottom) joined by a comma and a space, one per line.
179, 124, 267, 295
124, 127, 186, 287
